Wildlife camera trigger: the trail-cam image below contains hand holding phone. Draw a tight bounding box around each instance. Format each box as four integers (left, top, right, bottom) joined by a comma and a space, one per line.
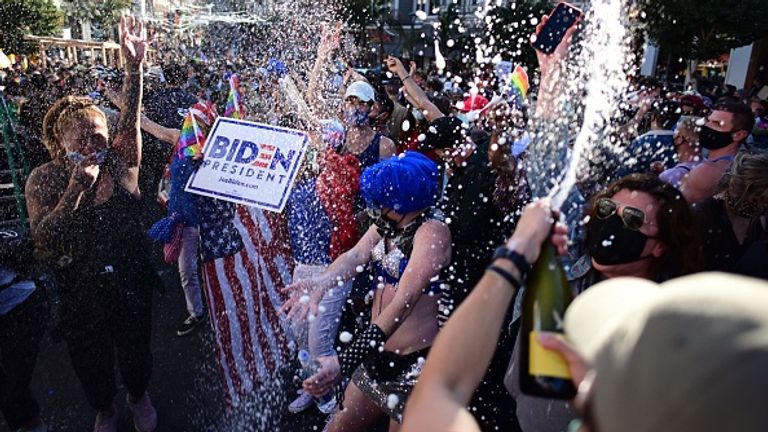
531, 2, 583, 55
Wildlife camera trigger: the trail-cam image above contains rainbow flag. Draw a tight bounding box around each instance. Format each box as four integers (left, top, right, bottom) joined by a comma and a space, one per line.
224, 74, 245, 119
177, 111, 205, 158
508, 65, 529, 100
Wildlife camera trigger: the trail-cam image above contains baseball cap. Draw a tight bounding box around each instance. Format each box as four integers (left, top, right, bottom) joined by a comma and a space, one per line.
422, 116, 467, 151
345, 81, 376, 103
564, 272, 768, 432
460, 94, 489, 112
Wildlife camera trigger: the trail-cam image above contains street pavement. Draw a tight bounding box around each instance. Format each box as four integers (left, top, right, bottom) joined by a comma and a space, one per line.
1, 269, 335, 432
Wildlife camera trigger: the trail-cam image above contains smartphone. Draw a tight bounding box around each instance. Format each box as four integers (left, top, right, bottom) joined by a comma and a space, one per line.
531, 2, 583, 54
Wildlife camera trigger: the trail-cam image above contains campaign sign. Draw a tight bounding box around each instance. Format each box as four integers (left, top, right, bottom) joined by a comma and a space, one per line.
185, 117, 308, 212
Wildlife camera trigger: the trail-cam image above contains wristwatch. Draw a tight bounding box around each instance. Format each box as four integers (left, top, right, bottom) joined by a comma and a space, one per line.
492, 246, 531, 279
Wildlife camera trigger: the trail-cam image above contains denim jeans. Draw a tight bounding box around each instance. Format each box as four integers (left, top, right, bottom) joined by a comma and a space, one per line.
178, 226, 203, 318
290, 263, 353, 359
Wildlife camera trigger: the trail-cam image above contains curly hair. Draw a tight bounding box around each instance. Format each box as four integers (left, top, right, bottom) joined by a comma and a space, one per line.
42, 96, 107, 161
719, 150, 768, 204
586, 173, 704, 278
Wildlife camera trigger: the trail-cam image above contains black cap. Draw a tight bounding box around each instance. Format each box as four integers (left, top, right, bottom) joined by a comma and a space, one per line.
422, 116, 467, 151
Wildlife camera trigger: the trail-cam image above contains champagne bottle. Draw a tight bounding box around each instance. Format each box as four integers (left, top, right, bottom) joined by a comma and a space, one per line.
519, 240, 576, 399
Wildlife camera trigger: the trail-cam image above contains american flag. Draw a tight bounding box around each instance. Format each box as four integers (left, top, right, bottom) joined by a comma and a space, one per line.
198, 197, 294, 407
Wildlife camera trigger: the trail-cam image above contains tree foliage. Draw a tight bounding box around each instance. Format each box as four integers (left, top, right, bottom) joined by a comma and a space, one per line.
63, 0, 133, 40
0, 0, 64, 54
641, 0, 768, 61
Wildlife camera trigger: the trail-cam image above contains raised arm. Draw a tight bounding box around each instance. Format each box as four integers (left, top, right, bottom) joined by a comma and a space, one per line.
111, 17, 149, 192
280, 224, 382, 320
401, 201, 568, 432
533, 15, 578, 120
385, 56, 444, 122
104, 87, 180, 146
306, 23, 342, 118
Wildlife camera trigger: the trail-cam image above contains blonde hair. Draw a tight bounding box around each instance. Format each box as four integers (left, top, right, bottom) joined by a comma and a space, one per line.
725, 151, 768, 203
42, 96, 107, 160
674, 115, 699, 143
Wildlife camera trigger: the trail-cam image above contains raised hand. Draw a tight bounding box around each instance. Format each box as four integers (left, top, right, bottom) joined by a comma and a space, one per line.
385, 56, 408, 79
533, 14, 579, 79
120, 16, 151, 67
318, 22, 343, 59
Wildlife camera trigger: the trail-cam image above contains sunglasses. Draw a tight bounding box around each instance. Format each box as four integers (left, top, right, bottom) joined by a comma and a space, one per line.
594, 198, 648, 231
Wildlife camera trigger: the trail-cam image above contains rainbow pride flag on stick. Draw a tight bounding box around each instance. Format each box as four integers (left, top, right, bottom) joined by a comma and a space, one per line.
177, 102, 217, 159
508, 65, 530, 101
224, 74, 246, 119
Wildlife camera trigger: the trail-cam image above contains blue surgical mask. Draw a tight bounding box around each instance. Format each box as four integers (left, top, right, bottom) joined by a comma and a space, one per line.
412, 108, 425, 122
66, 150, 108, 166
344, 108, 370, 127
456, 113, 470, 126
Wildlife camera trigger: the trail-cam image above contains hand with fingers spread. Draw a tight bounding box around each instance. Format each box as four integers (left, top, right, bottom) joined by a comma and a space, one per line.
120, 16, 151, 67
279, 278, 324, 322
302, 355, 341, 397
318, 22, 343, 59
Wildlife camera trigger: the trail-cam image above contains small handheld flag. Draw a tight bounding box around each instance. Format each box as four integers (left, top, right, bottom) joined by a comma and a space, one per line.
224, 74, 246, 119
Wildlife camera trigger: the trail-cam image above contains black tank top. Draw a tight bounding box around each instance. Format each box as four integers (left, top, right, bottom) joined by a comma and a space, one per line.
57, 154, 148, 273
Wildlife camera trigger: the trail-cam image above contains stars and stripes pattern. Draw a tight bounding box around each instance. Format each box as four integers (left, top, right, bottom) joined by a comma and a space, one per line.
200, 200, 294, 407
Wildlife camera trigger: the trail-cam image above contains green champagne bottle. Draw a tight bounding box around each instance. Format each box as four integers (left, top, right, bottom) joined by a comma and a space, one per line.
519, 240, 576, 399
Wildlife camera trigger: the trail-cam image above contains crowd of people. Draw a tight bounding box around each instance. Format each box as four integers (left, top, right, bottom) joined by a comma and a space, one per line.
1, 11, 767, 432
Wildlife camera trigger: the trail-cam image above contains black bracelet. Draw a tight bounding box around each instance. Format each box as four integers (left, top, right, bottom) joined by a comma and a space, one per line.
492, 246, 531, 279
486, 265, 522, 290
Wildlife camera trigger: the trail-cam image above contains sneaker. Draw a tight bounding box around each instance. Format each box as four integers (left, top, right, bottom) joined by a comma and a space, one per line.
176, 314, 204, 337
288, 389, 314, 414
127, 393, 157, 432
316, 395, 337, 415
93, 410, 117, 432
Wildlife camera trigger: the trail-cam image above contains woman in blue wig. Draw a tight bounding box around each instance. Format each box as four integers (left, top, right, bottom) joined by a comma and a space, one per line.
281, 151, 451, 431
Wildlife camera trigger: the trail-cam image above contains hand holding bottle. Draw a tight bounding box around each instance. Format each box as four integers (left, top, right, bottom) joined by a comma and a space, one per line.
506, 199, 568, 264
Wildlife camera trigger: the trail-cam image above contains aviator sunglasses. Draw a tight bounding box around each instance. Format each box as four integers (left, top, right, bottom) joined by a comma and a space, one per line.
594, 198, 649, 231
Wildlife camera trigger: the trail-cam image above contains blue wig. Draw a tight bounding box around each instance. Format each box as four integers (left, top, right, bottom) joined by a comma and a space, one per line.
361, 152, 439, 213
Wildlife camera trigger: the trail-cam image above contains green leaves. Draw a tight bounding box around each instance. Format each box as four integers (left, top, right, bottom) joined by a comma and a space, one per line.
0, 0, 63, 54
62, 0, 133, 40
641, 0, 768, 60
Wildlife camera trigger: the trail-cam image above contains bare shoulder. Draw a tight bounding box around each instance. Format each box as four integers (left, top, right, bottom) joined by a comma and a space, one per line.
25, 162, 67, 222
26, 162, 67, 197
416, 218, 451, 241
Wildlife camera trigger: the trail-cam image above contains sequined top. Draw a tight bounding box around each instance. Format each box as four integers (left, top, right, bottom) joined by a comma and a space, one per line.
370, 211, 443, 295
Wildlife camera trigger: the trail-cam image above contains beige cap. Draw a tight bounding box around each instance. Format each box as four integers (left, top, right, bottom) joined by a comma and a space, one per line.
564, 272, 768, 432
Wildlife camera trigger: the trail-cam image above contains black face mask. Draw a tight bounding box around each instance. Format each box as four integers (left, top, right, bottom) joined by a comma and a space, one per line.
587, 214, 654, 265
699, 126, 734, 150
369, 209, 405, 237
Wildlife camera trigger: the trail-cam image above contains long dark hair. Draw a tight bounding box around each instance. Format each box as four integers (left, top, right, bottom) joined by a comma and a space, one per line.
586, 174, 704, 278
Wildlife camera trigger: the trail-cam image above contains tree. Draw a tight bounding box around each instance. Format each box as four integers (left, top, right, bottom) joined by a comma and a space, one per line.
641, 0, 768, 62
0, 0, 63, 54
63, 0, 133, 41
